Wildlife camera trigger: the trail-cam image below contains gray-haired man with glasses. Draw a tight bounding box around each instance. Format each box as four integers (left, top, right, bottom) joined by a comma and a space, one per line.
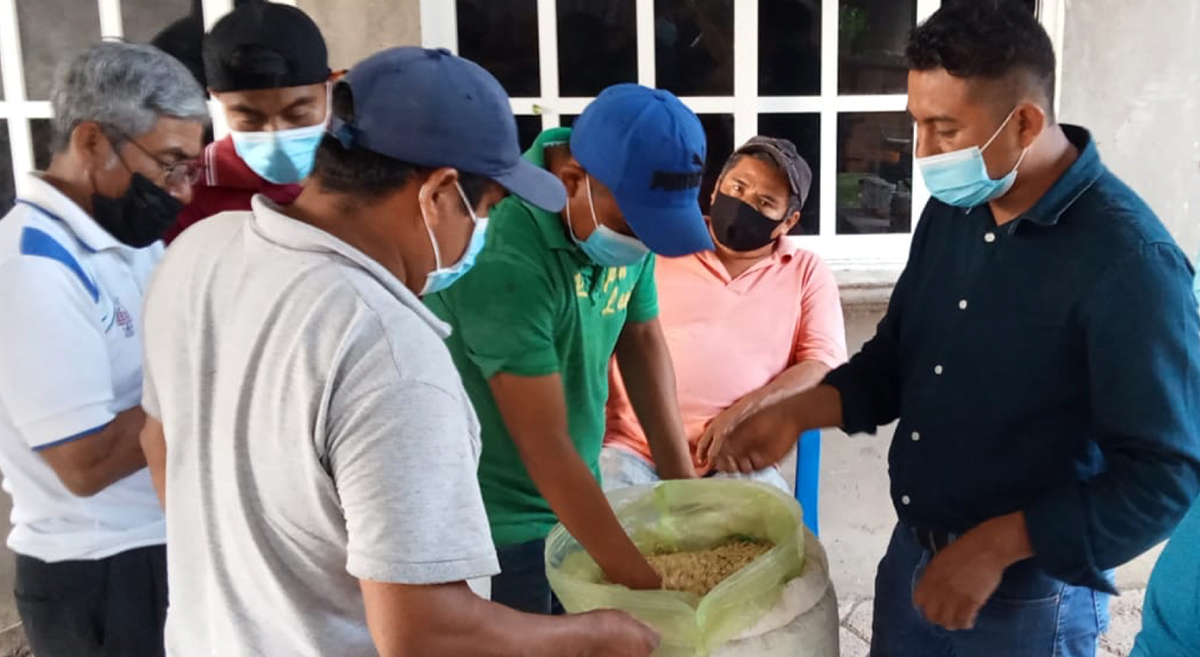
0, 41, 207, 657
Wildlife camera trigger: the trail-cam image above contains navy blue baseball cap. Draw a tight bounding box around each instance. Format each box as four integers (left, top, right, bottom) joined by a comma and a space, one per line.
330, 47, 566, 212
571, 84, 713, 257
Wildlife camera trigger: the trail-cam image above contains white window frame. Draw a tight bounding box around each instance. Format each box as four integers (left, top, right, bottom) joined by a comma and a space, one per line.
421, 0, 1066, 272
0, 0, 1064, 268
0, 0, 299, 199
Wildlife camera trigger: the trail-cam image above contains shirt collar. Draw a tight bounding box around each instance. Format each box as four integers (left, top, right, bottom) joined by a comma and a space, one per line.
522, 197, 579, 253
773, 236, 805, 260
20, 172, 124, 252
247, 194, 452, 338
523, 126, 573, 169
695, 236, 803, 282
1014, 125, 1104, 228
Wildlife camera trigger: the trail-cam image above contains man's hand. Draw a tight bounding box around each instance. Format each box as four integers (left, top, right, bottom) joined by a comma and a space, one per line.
913, 512, 1034, 630
701, 392, 768, 469
700, 384, 842, 472
577, 610, 661, 657
603, 549, 663, 591
699, 399, 800, 473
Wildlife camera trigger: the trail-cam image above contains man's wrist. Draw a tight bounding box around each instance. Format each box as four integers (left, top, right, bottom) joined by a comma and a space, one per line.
982, 511, 1035, 568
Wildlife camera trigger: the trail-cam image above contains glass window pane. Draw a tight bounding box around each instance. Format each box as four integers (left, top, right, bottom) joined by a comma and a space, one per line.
697, 114, 733, 215
0, 121, 13, 214
836, 112, 912, 234
655, 0, 733, 97
757, 113, 821, 235
122, 0, 195, 42
838, 0, 916, 95
17, 0, 100, 100
126, 0, 205, 89
759, 0, 821, 97
559, 0, 637, 97
516, 115, 543, 152
31, 119, 52, 171
458, 0, 540, 97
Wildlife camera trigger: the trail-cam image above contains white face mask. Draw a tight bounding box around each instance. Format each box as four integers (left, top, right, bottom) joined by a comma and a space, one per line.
566, 176, 649, 267
420, 182, 489, 296
228, 83, 332, 185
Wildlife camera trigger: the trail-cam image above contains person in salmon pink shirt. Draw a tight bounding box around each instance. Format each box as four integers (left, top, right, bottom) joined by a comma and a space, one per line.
603, 136, 847, 492
164, 1, 331, 244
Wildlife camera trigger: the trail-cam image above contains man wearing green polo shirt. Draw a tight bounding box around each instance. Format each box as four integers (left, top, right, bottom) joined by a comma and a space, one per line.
427, 84, 714, 614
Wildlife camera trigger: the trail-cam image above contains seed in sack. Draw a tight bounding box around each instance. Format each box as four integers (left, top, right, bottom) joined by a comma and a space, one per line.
645, 539, 774, 597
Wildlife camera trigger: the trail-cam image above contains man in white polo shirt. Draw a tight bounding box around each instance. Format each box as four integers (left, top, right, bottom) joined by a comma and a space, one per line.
0, 42, 206, 657
139, 47, 657, 657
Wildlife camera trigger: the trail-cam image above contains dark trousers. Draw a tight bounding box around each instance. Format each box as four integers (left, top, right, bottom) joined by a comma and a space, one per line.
15, 544, 167, 657
491, 539, 564, 615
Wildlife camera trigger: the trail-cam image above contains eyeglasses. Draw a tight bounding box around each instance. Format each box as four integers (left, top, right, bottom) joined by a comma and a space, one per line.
104, 125, 202, 188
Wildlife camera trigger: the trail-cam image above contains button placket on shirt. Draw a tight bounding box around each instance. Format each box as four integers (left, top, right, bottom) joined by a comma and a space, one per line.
902, 217, 1004, 510
926, 218, 1005, 382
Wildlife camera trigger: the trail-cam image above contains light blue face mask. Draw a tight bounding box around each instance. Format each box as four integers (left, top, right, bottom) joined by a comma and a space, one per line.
568, 176, 650, 267
230, 92, 328, 185
420, 182, 489, 296
916, 108, 1030, 208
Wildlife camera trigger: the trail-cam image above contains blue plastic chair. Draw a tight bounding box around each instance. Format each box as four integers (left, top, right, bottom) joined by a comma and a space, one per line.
794, 429, 822, 536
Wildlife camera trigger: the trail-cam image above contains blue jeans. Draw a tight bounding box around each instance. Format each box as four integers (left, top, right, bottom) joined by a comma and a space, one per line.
491, 539, 564, 615
871, 524, 1110, 657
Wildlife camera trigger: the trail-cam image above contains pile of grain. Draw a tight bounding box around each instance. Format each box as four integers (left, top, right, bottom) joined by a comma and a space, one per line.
647, 539, 773, 596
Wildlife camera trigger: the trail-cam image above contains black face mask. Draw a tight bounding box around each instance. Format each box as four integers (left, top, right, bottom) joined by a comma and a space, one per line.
92, 173, 184, 248
709, 192, 784, 252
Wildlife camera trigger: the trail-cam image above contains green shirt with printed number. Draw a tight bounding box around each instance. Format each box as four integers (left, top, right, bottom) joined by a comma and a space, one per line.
425, 127, 658, 547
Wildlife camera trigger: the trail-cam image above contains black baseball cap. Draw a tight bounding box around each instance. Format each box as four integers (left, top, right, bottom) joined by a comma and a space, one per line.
330, 47, 566, 212
730, 136, 814, 212
203, 1, 330, 92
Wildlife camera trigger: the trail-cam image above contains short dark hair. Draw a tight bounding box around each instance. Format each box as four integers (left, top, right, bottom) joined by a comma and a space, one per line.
311, 83, 492, 207
907, 1, 1056, 119
716, 152, 802, 217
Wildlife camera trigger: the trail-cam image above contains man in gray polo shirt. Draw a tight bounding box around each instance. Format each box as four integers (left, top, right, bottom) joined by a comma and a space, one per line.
139, 47, 658, 657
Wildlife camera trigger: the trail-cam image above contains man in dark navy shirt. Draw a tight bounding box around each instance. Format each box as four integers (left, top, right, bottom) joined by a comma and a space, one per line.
701, 4, 1200, 656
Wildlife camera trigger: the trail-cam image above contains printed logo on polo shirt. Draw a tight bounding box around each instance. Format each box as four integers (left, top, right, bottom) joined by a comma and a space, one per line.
113, 298, 135, 338
573, 267, 633, 316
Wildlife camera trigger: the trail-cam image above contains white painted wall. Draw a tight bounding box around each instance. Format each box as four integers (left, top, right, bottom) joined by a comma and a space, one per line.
1057, 0, 1200, 258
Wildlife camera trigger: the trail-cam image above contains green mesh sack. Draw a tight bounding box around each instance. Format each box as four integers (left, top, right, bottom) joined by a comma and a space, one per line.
545, 479, 806, 656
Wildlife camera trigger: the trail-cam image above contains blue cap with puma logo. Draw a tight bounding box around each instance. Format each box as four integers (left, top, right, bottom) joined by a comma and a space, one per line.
570, 84, 713, 257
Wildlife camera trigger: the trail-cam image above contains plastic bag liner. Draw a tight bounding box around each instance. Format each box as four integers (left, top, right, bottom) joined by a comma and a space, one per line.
546, 479, 807, 656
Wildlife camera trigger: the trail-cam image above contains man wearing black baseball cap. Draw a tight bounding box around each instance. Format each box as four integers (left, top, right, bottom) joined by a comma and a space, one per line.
138, 47, 658, 656
164, 0, 331, 243
604, 136, 847, 501
426, 85, 711, 613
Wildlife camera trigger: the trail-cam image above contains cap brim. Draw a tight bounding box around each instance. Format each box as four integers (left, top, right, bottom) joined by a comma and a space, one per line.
492, 159, 567, 213
617, 197, 714, 257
